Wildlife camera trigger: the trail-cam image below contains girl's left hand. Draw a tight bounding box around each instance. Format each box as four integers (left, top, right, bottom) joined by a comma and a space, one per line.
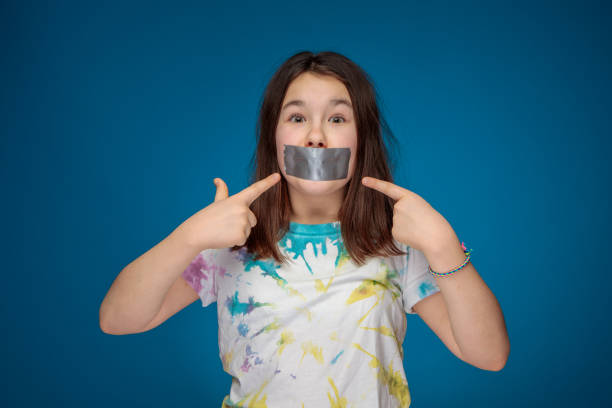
361, 176, 457, 254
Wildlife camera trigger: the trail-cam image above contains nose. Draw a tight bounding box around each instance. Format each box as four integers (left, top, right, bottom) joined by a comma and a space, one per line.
306, 128, 327, 148
306, 139, 326, 148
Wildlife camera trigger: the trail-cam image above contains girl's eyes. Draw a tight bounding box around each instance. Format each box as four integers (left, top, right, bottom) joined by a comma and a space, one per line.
288, 114, 346, 124
288, 114, 304, 123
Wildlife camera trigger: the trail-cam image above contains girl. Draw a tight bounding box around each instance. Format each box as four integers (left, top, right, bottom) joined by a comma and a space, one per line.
100, 51, 509, 407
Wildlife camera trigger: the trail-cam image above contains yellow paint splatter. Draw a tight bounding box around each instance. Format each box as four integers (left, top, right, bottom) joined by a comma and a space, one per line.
300, 340, 324, 365
345, 264, 401, 324
329, 331, 338, 341
346, 280, 382, 324
336, 246, 352, 270
277, 330, 295, 356
249, 317, 283, 340
314, 276, 335, 293
346, 279, 378, 303
359, 325, 403, 357
293, 305, 313, 321
222, 349, 234, 371
263, 319, 281, 332
285, 285, 307, 301
360, 325, 394, 336
352, 343, 410, 407
378, 360, 409, 407
228, 378, 271, 408
326, 377, 348, 408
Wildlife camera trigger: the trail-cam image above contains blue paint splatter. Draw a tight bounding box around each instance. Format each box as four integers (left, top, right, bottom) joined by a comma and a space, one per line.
418, 281, 438, 298
241, 345, 264, 372
279, 221, 345, 274
330, 350, 344, 364
237, 322, 249, 336
225, 291, 273, 317
235, 246, 290, 285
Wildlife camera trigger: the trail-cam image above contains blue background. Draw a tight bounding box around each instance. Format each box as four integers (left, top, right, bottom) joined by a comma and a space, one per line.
2, 0, 610, 406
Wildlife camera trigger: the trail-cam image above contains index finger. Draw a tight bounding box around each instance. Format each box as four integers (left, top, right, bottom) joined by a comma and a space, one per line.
362, 177, 408, 201
236, 172, 281, 205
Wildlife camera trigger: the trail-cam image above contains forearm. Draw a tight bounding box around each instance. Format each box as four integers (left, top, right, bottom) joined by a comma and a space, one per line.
424, 237, 510, 370
99, 224, 202, 334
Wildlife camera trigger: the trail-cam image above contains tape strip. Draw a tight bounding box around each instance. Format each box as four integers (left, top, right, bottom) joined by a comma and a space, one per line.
283, 144, 351, 181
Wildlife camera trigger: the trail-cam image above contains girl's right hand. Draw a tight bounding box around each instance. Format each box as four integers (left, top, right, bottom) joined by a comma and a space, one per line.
179, 172, 281, 250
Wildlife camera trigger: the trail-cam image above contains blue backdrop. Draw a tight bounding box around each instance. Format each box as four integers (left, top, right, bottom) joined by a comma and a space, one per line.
2, 0, 610, 406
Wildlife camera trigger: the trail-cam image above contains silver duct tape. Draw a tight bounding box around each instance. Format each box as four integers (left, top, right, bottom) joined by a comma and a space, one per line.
283, 144, 351, 181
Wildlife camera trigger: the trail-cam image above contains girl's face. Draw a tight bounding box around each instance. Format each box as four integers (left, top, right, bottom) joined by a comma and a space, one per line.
275, 71, 358, 197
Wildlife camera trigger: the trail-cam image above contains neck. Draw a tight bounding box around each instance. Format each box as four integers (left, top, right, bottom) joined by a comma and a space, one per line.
288, 185, 345, 224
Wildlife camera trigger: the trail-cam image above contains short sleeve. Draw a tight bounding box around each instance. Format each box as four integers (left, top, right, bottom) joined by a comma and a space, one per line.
181, 249, 221, 308
393, 241, 441, 314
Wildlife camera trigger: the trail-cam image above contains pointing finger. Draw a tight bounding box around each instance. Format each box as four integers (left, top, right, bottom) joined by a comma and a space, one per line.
362, 177, 407, 201
237, 172, 281, 205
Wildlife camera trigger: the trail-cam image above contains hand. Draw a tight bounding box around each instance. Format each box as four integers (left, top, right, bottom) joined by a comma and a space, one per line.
361, 176, 457, 254
180, 173, 281, 250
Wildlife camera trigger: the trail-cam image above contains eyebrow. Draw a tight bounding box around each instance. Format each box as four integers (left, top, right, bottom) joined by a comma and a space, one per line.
281, 98, 353, 112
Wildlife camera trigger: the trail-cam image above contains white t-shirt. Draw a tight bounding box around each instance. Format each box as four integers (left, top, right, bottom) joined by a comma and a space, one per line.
181, 221, 440, 407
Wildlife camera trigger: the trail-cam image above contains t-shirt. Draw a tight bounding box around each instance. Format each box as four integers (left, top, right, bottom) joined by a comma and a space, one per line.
181, 221, 440, 408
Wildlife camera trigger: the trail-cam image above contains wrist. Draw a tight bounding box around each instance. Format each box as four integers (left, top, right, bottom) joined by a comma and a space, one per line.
173, 220, 206, 252
424, 237, 466, 273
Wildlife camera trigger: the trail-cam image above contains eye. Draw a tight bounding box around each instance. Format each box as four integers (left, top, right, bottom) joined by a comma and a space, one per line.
330, 116, 345, 124
289, 114, 305, 123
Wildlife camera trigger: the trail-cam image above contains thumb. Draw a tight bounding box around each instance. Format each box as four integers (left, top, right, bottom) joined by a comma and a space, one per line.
213, 178, 229, 202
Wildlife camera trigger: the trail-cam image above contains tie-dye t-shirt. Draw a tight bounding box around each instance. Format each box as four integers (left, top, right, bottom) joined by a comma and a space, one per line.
181, 221, 440, 408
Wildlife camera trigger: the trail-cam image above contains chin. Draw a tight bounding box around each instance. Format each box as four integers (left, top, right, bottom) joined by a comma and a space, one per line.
286, 174, 349, 195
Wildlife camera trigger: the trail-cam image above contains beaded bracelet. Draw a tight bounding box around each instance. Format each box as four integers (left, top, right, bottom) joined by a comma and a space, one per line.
428, 241, 473, 278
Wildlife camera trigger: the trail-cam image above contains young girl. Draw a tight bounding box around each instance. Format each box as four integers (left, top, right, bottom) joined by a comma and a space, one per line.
100, 51, 509, 407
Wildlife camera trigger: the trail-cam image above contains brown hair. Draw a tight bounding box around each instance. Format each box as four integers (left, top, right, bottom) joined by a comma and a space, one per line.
230, 50, 407, 266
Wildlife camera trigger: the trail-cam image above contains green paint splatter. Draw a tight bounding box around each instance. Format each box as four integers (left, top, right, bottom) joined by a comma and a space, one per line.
250, 318, 281, 339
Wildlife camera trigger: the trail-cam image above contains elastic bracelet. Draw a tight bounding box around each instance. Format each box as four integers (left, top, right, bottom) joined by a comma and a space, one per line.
428, 242, 473, 278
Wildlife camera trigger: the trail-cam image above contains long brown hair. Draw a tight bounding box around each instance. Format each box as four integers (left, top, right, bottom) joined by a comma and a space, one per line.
230, 50, 407, 266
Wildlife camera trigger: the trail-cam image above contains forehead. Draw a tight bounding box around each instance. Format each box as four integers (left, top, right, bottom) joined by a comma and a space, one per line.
283, 72, 350, 101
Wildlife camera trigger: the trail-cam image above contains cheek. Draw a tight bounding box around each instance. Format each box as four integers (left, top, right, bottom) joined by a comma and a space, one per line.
347, 148, 357, 177
278, 150, 285, 174
275, 131, 290, 176
338, 128, 357, 155
347, 137, 358, 177
276, 125, 301, 145
275, 127, 302, 171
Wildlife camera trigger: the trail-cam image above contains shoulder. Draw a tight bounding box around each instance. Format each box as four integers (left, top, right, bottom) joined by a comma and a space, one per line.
382, 238, 410, 272
186, 246, 240, 276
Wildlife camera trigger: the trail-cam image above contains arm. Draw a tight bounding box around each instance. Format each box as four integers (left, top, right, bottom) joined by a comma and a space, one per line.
421, 239, 510, 371
412, 292, 466, 363
99, 223, 202, 335
358, 176, 510, 371
99, 172, 280, 335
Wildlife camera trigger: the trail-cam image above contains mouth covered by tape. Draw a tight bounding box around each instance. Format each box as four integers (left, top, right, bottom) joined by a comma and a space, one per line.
283, 144, 351, 181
